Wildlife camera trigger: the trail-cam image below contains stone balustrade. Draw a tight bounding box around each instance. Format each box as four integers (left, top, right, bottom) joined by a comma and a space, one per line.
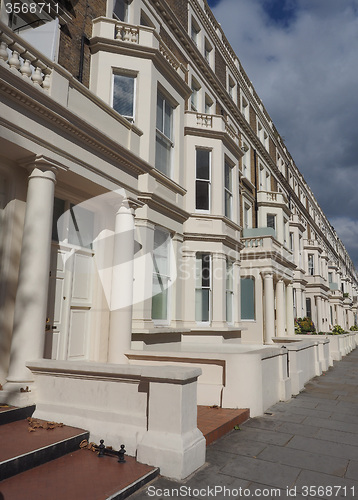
0, 24, 52, 91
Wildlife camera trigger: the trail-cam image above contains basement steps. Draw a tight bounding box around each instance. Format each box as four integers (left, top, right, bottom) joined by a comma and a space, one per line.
0, 405, 158, 500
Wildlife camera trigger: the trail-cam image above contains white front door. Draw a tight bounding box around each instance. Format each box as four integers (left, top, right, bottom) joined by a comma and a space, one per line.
45, 244, 94, 360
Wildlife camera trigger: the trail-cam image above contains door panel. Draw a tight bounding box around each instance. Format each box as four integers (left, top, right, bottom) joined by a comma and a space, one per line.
67, 309, 89, 359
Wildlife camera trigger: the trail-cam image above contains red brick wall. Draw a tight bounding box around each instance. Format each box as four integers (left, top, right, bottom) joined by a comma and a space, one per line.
164, 0, 188, 29
215, 48, 226, 87
58, 0, 106, 87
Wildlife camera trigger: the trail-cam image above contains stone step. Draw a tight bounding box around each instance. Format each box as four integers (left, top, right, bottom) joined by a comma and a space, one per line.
197, 406, 250, 445
0, 448, 159, 500
0, 404, 35, 425
0, 418, 89, 480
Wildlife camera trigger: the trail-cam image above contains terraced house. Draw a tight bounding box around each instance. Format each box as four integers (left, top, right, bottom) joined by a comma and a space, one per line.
1, 0, 358, 479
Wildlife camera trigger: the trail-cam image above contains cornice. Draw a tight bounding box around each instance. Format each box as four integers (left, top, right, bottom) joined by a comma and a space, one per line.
184, 126, 243, 159
138, 192, 189, 223
184, 232, 244, 251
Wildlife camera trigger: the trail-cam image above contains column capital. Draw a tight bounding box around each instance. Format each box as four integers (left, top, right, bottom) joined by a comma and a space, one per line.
117, 197, 143, 216
261, 270, 274, 279
20, 154, 68, 175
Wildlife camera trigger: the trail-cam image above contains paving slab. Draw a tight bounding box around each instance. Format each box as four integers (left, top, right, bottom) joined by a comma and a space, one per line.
257, 444, 348, 476
220, 454, 301, 489
131, 348, 358, 500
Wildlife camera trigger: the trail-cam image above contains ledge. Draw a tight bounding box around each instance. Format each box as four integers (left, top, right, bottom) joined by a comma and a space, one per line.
26, 360, 201, 383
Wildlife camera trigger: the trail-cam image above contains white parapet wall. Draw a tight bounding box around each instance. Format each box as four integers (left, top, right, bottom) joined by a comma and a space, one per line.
26, 360, 206, 480
128, 344, 293, 417
293, 333, 357, 365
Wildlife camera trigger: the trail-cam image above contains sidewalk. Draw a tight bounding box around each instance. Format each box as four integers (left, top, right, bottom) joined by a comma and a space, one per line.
131, 348, 358, 500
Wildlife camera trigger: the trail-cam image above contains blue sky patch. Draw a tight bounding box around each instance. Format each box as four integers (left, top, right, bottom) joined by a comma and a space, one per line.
262, 0, 297, 27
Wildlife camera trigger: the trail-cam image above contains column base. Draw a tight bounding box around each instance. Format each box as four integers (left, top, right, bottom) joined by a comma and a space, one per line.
0, 381, 37, 406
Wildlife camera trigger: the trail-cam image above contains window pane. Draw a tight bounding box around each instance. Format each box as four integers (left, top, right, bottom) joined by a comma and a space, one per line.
52, 197, 65, 242
69, 204, 94, 249
201, 254, 211, 287
267, 214, 275, 230
152, 275, 169, 320
155, 133, 171, 176
241, 277, 255, 320
156, 93, 164, 131
196, 150, 210, 180
196, 181, 209, 210
226, 291, 233, 323
195, 289, 210, 322
113, 0, 128, 21
225, 162, 232, 190
113, 74, 134, 120
225, 191, 232, 218
164, 100, 172, 139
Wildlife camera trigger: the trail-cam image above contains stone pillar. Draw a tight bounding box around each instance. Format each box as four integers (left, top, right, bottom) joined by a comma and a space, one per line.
234, 260, 241, 325
263, 272, 275, 343
276, 279, 285, 337
3, 163, 56, 403
296, 287, 302, 318
108, 200, 136, 363
286, 283, 295, 336
316, 296, 323, 332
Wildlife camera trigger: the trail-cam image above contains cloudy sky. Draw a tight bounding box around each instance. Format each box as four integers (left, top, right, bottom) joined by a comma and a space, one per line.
208, 0, 358, 268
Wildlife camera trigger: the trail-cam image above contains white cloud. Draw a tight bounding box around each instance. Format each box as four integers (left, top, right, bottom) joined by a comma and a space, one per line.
211, 0, 358, 265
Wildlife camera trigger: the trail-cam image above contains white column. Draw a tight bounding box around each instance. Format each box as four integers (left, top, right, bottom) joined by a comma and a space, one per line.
263, 272, 275, 344
296, 287, 302, 318
316, 296, 323, 332
5, 166, 56, 393
286, 283, 295, 336
108, 200, 136, 363
276, 279, 285, 337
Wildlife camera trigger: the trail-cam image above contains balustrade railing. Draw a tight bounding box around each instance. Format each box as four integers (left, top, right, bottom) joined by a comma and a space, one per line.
0, 25, 52, 91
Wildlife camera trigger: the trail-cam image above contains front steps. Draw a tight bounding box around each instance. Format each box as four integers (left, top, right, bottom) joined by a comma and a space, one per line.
197, 406, 250, 445
0, 405, 159, 499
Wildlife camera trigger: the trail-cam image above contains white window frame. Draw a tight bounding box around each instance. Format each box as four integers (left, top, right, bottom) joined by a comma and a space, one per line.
152, 227, 171, 325
226, 259, 234, 324
267, 213, 276, 231
112, 71, 136, 122
191, 17, 200, 47
195, 252, 211, 324
243, 200, 252, 229
112, 0, 129, 22
308, 253, 314, 276
191, 77, 200, 112
155, 90, 174, 178
195, 148, 211, 213
224, 159, 233, 219
204, 37, 212, 65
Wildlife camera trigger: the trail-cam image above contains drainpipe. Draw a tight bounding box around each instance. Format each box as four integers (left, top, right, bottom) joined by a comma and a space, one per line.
254, 149, 258, 228
78, 34, 90, 83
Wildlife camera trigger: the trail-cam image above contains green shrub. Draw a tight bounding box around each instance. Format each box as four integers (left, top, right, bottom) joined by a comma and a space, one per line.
295, 317, 316, 334
329, 325, 346, 335
350, 325, 358, 331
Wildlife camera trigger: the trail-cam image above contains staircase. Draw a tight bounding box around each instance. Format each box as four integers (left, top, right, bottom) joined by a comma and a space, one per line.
0, 405, 159, 500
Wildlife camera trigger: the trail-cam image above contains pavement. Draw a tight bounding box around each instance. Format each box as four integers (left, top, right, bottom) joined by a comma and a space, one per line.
131, 348, 358, 500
